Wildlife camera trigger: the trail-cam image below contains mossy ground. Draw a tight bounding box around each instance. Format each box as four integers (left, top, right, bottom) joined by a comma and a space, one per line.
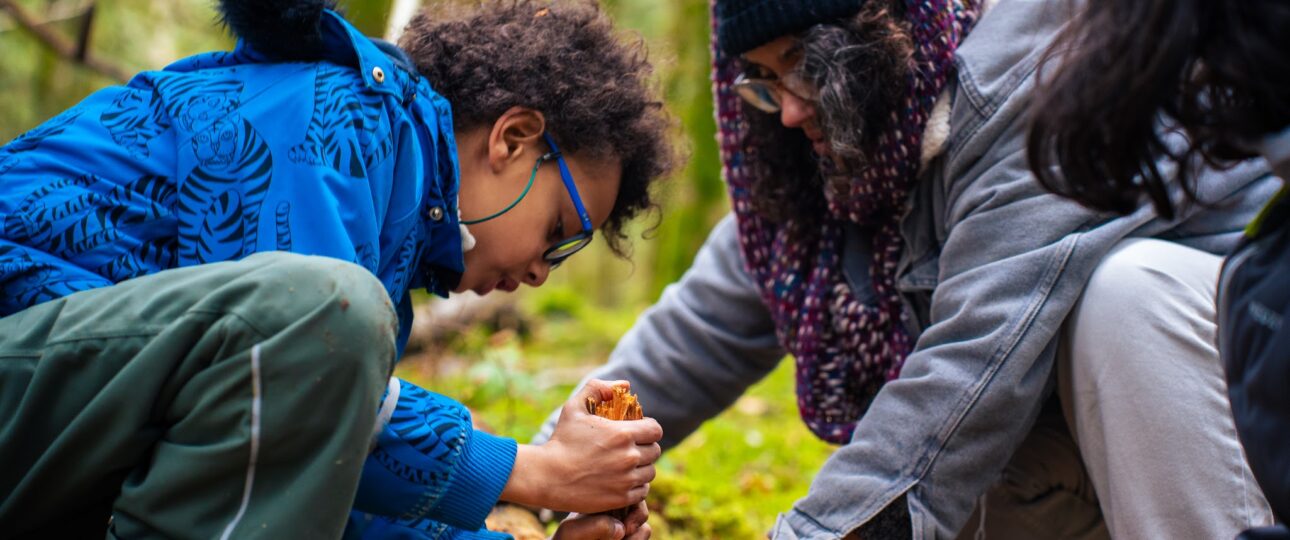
399, 286, 835, 538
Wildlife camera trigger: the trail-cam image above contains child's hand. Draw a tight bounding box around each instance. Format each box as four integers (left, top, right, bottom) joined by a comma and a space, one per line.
501, 379, 662, 513
617, 502, 650, 538
552, 503, 651, 540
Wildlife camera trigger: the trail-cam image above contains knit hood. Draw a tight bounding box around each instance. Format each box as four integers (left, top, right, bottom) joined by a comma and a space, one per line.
709, 0, 983, 443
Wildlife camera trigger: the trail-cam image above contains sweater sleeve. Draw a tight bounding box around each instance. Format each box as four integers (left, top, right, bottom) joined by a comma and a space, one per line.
353, 378, 518, 531
532, 214, 786, 449
344, 511, 515, 540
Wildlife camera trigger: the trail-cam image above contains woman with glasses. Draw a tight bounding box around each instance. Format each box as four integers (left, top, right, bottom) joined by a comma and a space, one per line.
536, 0, 1276, 537
0, 1, 671, 539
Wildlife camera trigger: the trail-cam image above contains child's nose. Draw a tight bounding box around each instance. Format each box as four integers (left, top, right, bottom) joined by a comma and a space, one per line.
523, 259, 550, 287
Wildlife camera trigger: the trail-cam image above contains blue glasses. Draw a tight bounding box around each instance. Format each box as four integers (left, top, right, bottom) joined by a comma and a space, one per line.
461, 133, 594, 269
540, 133, 594, 268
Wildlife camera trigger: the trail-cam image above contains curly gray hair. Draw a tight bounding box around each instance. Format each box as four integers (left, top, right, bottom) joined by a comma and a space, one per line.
740, 0, 913, 222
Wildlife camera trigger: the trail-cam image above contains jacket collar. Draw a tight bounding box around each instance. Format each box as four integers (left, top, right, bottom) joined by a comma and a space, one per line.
316, 10, 402, 99
321, 11, 466, 295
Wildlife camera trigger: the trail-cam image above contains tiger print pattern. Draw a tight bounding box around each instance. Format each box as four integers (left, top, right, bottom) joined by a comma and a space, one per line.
369, 379, 470, 491
154, 74, 244, 134
290, 63, 393, 178
178, 115, 273, 264
274, 201, 292, 251
0, 244, 109, 313
3, 174, 174, 262
354, 241, 378, 273
95, 237, 178, 283
100, 87, 171, 159
1, 102, 177, 314
389, 231, 423, 299
0, 108, 83, 175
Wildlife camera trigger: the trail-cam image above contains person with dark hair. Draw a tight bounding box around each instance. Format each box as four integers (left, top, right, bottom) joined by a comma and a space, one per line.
0, 1, 672, 538
1027, 0, 1290, 533
533, 0, 1279, 537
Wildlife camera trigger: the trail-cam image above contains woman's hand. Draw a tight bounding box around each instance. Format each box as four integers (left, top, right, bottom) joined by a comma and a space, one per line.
553, 502, 651, 540
501, 379, 662, 513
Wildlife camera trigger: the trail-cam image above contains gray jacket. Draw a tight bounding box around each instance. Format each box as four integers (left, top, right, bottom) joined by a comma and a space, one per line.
536, 0, 1279, 537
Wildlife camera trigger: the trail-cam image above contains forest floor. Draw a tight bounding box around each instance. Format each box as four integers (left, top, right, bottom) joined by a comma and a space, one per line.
398, 287, 835, 538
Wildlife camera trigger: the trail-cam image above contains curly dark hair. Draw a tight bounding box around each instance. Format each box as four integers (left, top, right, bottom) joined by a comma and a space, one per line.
398, 0, 675, 256
1027, 0, 1290, 219
741, 0, 913, 223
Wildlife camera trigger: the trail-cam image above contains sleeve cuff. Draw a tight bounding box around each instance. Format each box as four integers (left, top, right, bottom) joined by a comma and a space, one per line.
429, 429, 518, 530
446, 527, 515, 540
344, 511, 516, 540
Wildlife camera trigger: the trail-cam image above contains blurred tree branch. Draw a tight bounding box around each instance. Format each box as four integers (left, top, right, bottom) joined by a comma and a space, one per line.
338, 0, 395, 40
384, 0, 419, 41
0, 0, 129, 83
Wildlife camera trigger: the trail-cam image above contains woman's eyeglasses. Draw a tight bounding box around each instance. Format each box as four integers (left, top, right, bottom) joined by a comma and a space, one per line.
732, 71, 817, 114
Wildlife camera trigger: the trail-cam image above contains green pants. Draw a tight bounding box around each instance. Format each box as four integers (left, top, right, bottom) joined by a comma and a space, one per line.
0, 252, 397, 539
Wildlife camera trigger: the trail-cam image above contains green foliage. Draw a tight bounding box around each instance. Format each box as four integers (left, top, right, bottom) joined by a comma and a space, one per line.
0, 0, 233, 141
337, 0, 394, 37
518, 284, 644, 359
645, 0, 728, 299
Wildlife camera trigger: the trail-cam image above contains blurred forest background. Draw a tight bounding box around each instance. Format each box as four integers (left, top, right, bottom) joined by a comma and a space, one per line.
0, 0, 834, 536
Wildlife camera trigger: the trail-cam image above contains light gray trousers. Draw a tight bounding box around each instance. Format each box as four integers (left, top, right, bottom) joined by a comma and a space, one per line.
959, 238, 1274, 539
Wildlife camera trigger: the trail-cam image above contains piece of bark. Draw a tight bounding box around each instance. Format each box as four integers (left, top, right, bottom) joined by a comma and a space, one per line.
585, 385, 643, 421
586, 385, 644, 521
485, 504, 546, 540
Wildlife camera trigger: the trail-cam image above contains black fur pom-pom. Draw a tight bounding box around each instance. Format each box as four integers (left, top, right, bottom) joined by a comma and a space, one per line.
215, 0, 338, 61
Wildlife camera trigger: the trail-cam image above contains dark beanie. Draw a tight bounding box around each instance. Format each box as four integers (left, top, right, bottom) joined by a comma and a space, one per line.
716, 0, 866, 56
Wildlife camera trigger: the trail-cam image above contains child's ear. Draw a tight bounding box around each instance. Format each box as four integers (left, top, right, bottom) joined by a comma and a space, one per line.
487, 107, 546, 173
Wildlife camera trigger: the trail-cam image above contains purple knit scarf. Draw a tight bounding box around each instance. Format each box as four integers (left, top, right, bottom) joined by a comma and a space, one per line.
712, 0, 981, 443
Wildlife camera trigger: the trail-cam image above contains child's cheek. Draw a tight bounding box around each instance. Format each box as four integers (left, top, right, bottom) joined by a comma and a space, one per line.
459, 250, 481, 284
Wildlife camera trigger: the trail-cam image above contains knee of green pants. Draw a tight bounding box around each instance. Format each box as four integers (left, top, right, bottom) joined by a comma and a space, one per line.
242, 251, 397, 347
219, 252, 399, 379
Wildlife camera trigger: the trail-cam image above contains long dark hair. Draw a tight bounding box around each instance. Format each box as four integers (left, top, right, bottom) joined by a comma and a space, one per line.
741, 0, 912, 224
1027, 0, 1290, 219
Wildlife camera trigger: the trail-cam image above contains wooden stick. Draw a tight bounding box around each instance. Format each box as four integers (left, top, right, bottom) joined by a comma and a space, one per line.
588, 385, 644, 521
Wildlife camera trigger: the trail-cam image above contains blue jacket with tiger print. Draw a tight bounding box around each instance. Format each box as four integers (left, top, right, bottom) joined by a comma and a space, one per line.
0, 9, 465, 356
0, 7, 518, 540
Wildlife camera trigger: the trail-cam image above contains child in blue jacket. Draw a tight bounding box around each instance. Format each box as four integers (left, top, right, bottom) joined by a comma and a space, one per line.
0, 1, 671, 538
